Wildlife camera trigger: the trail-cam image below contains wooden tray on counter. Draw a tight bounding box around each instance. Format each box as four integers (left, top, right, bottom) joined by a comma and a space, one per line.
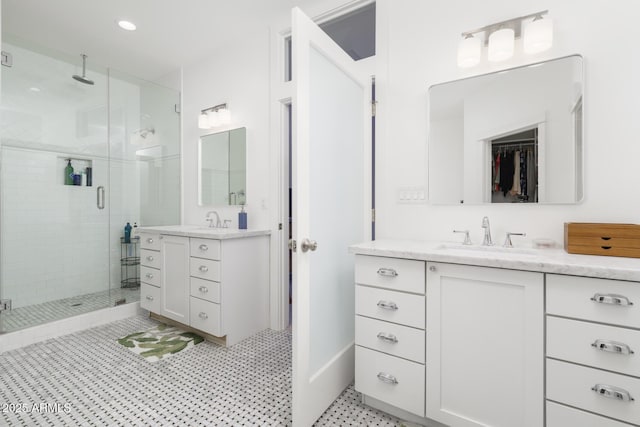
565, 222, 640, 258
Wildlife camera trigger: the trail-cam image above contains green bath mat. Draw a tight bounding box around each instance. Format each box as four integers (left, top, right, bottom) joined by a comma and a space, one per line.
117, 323, 204, 362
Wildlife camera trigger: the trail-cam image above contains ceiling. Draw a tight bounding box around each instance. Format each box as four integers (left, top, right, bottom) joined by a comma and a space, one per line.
2, 0, 319, 82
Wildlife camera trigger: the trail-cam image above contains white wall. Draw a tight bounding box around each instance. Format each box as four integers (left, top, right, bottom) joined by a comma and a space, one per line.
376, 0, 640, 246
182, 32, 271, 229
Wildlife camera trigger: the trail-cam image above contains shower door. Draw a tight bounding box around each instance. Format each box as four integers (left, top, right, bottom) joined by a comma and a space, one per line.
0, 41, 112, 333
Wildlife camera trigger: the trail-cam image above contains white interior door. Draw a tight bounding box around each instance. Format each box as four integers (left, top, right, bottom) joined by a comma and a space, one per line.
291, 7, 369, 426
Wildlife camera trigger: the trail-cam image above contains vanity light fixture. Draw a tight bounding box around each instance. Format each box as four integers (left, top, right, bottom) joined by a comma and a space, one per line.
198, 103, 231, 129
117, 20, 137, 31
458, 10, 552, 68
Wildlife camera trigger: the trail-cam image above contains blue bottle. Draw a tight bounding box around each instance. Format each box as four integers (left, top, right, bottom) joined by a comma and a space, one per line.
124, 222, 132, 243
238, 206, 247, 230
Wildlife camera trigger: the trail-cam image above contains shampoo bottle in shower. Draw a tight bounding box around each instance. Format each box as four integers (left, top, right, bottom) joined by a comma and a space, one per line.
64, 159, 74, 185
124, 222, 132, 243
238, 206, 247, 230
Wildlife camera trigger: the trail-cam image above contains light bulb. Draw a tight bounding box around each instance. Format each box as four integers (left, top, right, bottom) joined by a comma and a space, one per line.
488, 28, 514, 62
217, 108, 231, 125
198, 113, 210, 129
457, 35, 481, 68
524, 16, 553, 54
207, 110, 220, 127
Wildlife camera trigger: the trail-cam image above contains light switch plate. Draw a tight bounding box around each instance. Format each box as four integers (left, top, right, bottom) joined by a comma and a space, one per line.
397, 187, 427, 204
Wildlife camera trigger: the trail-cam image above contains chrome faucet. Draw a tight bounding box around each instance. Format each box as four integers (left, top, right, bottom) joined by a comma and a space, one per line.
481, 216, 493, 246
206, 211, 221, 228
504, 232, 526, 248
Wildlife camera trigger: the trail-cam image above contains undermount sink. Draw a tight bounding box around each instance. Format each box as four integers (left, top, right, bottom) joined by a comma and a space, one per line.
436, 243, 539, 255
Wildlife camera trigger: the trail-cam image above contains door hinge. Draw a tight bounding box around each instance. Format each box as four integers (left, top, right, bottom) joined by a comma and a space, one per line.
288, 239, 297, 252
371, 100, 377, 117
0, 299, 12, 312
279, 223, 283, 230
371, 208, 376, 222
1, 51, 13, 67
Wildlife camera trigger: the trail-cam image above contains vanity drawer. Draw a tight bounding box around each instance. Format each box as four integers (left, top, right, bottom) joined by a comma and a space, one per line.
355, 285, 425, 329
190, 297, 222, 337
190, 258, 221, 282
547, 401, 631, 427
190, 238, 221, 261
355, 346, 425, 417
140, 249, 160, 269
355, 315, 424, 363
139, 233, 161, 251
140, 283, 161, 313
547, 316, 640, 377
190, 277, 221, 304
547, 274, 640, 328
547, 359, 640, 426
355, 255, 425, 294
140, 266, 161, 287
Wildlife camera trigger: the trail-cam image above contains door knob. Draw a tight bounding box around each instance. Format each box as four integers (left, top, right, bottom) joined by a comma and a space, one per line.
300, 238, 318, 253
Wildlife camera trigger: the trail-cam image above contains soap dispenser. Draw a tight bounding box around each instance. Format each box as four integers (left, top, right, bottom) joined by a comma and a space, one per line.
64, 159, 74, 185
124, 222, 132, 243
238, 205, 247, 230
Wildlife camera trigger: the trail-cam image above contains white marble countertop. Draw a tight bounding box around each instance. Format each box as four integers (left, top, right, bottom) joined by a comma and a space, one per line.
135, 225, 271, 240
350, 239, 640, 282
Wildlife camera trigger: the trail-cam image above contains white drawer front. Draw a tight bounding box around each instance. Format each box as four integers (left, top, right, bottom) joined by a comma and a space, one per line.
140, 283, 161, 313
190, 238, 221, 261
355, 346, 425, 417
547, 316, 640, 377
355, 255, 425, 294
547, 274, 640, 328
547, 401, 631, 427
140, 249, 160, 269
190, 258, 221, 282
139, 233, 161, 251
355, 315, 424, 364
356, 286, 425, 329
190, 277, 221, 304
140, 266, 160, 287
190, 297, 222, 337
547, 359, 640, 425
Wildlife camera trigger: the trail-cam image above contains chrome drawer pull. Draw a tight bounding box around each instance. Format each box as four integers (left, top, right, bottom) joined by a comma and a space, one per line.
591, 339, 634, 355
199, 244, 208, 251
145, 273, 154, 279
377, 301, 398, 311
147, 238, 154, 244
377, 268, 398, 277
591, 293, 633, 306
199, 266, 209, 273
198, 286, 209, 293
591, 384, 635, 402
199, 312, 208, 320
146, 256, 154, 262
377, 372, 399, 385
376, 332, 398, 343
146, 296, 154, 301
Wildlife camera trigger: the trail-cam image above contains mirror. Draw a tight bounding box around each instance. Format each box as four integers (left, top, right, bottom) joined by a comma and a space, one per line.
198, 127, 246, 206
428, 55, 583, 204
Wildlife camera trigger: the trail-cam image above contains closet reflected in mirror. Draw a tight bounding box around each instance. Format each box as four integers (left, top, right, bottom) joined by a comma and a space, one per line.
428, 55, 583, 204
198, 127, 246, 206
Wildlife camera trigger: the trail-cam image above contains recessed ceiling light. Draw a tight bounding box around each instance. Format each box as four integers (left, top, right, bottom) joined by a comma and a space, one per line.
117, 20, 137, 31
29, 87, 41, 92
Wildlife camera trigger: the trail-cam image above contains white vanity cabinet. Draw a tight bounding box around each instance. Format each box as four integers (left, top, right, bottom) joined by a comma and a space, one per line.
354, 255, 426, 417
139, 232, 161, 313
546, 274, 640, 426
137, 227, 270, 347
426, 262, 544, 427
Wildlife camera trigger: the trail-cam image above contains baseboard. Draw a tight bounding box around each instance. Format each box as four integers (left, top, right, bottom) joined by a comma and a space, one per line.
0, 302, 143, 353
361, 394, 446, 427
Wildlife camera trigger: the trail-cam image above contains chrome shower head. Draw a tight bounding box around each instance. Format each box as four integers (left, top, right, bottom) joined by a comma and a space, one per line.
72, 54, 94, 85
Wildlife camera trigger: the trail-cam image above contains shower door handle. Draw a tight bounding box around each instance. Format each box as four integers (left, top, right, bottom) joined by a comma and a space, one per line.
97, 186, 105, 210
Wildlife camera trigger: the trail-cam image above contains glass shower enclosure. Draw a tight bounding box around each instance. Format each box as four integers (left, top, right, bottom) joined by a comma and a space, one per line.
0, 37, 181, 334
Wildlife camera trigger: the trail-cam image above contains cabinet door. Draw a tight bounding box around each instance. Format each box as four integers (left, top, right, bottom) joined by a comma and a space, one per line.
160, 235, 190, 323
426, 262, 544, 427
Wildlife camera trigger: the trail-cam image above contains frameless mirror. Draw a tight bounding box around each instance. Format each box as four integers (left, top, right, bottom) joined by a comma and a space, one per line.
198, 127, 246, 206
428, 55, 583, 204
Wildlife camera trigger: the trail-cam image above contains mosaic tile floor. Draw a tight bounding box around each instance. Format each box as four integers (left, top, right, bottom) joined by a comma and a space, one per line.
1, 288, 140, 333
0, 315, 403, 426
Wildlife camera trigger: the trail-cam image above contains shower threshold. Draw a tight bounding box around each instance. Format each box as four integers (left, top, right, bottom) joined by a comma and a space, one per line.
0, 288, 140, 334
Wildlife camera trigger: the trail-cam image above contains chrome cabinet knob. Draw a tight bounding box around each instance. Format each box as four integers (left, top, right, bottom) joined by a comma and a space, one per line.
147, 238, 153, 244
199, 244, 208, 251
199, 266, 208, 273
429, 265, 437, 272
146, 296, 154, 301
199, 312, 208, 320
147, 256, 154, 262
199, 286, 209, 293
146, 273, 154, 279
